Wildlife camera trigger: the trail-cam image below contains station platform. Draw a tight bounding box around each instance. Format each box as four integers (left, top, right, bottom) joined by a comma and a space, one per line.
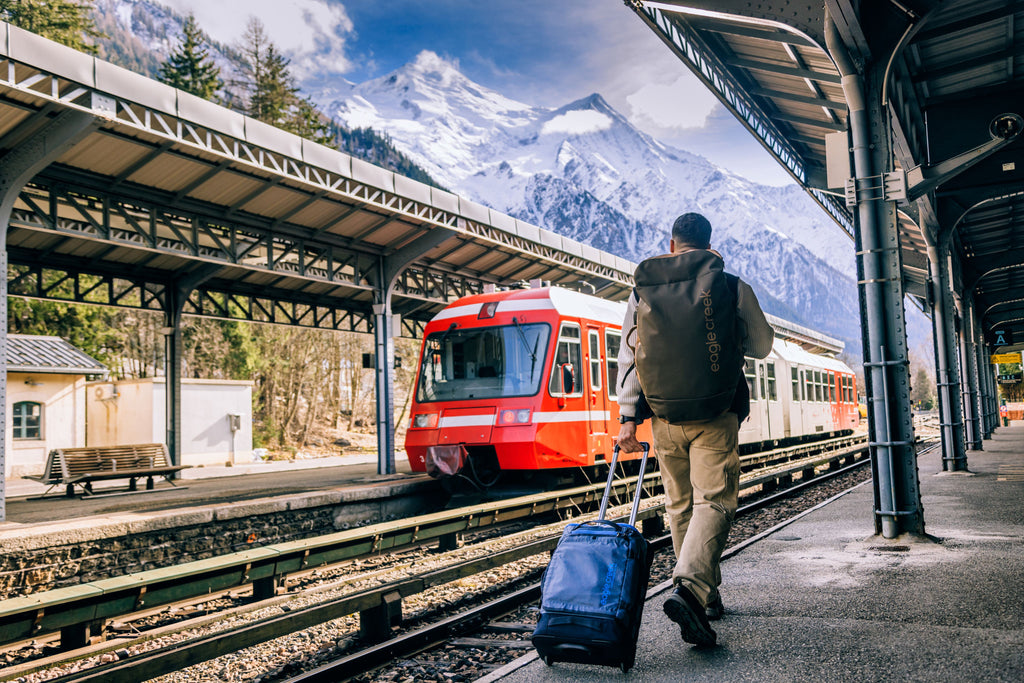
487, 424, 1024, 682
0, 454, 426, 554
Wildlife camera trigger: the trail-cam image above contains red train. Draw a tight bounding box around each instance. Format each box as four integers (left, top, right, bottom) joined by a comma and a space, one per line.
404, 287, 857, 486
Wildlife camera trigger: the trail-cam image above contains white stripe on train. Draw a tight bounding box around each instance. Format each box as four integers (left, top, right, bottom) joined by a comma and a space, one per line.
437, 411, 612, 427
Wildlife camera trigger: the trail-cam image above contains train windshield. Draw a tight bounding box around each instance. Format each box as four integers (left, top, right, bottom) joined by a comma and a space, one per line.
416, 322, 551, 402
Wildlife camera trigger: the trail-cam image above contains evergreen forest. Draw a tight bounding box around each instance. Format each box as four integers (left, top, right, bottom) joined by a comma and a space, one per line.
2, 0, 443, 455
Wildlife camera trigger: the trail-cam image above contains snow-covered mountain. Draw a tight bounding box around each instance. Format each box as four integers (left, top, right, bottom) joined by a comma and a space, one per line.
91, 2, 873, 356
314, 51, 862, 351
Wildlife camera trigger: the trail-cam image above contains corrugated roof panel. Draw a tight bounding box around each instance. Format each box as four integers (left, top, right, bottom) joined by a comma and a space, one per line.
0, 106, 31, 138
56, 133, 153, 177
6, 335, 106, 374
359, 219, 416, 249
240, 185, 311, 219
286, 200, 351, 230
188, 173, 266, 207
125, 152, 211, 190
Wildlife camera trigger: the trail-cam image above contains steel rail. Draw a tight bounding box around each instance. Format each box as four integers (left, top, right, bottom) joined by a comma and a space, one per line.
6, 441, 871, 682
279, 448, 878, 683
0, 468, 663, 651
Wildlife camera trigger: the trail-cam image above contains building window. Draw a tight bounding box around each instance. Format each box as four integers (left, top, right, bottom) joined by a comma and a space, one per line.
13, 401, 42, 439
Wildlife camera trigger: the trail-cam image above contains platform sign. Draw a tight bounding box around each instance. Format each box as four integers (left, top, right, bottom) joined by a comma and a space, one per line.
987, 328, 1013, 347
991, 352, 1022, 365
997, 373, 1021, 384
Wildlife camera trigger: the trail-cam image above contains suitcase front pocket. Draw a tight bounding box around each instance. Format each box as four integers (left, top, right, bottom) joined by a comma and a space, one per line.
541, 535, 630, 616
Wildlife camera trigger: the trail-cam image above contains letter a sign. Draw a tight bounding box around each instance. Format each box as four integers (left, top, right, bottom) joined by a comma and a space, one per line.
989, 329, 1013, 347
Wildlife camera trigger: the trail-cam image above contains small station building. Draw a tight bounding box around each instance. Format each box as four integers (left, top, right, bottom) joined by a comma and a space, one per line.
4, 334, 107, 478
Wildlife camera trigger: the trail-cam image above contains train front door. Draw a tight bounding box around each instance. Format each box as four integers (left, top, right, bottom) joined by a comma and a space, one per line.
587, 327, 608, 463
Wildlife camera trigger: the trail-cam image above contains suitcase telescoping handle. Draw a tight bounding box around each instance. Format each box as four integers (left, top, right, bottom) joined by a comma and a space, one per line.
597, 442, 650, 527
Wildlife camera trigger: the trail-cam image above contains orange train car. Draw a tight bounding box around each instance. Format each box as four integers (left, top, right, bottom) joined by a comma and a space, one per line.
405, 286, 856, 484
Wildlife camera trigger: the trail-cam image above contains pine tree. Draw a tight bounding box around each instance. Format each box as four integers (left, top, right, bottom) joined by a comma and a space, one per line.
288, 95, 333, 145
236, 16, 333, 143
158, 14, 222, 100
0, 0, 102, 53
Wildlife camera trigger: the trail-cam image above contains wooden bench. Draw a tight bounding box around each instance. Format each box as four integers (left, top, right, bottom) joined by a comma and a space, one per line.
25, 443, 189, 498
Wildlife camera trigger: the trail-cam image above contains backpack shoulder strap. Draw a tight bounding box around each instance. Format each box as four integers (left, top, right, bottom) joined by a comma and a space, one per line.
725, 273, 739, 300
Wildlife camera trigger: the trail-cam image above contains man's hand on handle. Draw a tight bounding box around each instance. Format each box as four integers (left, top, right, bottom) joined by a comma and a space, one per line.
615, 421, 643, 453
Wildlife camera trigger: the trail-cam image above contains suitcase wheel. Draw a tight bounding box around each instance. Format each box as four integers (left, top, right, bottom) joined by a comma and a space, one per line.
543, 655, 554, 667
620, 661, 631, 673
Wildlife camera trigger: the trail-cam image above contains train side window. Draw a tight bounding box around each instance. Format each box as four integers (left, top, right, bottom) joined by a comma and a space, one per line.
606, 331, 621, 400
804, 369, 812, 402
791, 367, 800, 402
758, 362, 766, 399
766, 362, 777, 401
829, 373, 836, 402
815, 371, 823, 402
745, 358, 757, 399
549, 323, 583, 396
588, 330, 602, 391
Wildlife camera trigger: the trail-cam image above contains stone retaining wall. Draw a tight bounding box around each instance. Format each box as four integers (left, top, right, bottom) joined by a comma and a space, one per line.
0, 482, 436, 598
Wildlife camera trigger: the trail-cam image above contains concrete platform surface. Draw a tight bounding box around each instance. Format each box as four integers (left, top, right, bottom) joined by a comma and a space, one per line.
491, 425, 1024, 682
0, 454, 425, 551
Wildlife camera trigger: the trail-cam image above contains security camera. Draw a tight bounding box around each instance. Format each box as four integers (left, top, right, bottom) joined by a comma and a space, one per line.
989, 113, 1023, 140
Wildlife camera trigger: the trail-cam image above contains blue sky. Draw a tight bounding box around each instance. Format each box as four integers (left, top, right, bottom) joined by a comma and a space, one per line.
160, 0, 793, 186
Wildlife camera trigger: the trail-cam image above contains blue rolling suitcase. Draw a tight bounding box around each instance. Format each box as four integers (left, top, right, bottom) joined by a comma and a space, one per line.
532, 443, 653, 673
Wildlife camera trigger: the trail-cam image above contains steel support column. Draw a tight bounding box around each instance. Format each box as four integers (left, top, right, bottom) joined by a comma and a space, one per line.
927, 241, 967, 470
960, 297, 983, 450
984, 351, 998, 435
370, 230, 455, 475
163, 266, 221, 468
827, 18, 922, 538
978, 335, 994, 437
0, 110, 97, 521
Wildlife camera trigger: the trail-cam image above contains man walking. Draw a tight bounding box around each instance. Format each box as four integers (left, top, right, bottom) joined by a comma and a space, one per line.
616, 212, 773, 647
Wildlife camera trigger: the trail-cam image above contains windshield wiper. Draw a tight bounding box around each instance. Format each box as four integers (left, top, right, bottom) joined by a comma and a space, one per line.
511, 317, 539, 380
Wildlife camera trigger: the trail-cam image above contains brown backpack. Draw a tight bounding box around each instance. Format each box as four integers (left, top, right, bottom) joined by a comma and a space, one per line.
632, 250, 744, 423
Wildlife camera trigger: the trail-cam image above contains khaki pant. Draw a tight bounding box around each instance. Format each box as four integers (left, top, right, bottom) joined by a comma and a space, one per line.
652, 411, 740, 607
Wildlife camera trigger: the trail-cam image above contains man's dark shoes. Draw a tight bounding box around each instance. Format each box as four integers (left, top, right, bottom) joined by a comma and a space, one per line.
706, 594, 724, 621
663, 585, 717, 647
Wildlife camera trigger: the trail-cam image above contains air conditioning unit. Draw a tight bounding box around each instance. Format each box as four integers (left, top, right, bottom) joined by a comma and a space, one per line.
93, 384, 119, 401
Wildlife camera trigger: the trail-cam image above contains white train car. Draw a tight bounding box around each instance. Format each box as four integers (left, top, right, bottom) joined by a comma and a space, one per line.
741, 338, 859, 451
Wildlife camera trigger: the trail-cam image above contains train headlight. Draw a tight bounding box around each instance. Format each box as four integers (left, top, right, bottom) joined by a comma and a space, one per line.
412, 413, 438, 429
498, 409, 532, 425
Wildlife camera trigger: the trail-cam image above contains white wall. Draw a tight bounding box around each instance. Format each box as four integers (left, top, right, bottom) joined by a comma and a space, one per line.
86, 378, 254, 467
6, 373, 87, 478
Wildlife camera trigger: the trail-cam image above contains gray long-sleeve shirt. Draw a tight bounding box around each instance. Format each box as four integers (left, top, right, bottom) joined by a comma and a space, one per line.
617, 277, 773, 420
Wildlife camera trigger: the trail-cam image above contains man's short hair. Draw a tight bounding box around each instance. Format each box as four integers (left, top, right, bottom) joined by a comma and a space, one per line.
672, 213, 712, 249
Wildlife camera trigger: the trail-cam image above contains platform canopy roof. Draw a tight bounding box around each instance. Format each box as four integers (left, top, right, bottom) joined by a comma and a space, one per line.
0, 23, 636, 337
630, 1, 1024, 350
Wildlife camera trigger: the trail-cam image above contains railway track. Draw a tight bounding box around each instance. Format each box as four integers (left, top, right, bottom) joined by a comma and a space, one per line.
0, 434, 878, 682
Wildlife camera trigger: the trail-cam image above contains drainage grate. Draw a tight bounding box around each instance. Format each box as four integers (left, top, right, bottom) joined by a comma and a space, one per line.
868, 545, 910, 552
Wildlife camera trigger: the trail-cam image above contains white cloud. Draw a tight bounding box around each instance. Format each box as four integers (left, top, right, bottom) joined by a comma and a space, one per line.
160, 0, 354, 78
541, 110, 613, 136
626, 74, 719, 130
